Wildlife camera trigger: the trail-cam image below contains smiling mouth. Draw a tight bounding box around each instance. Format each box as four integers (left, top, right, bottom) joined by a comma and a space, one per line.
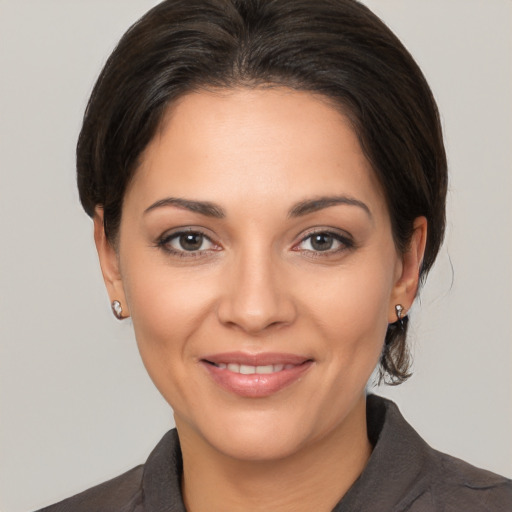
205, 362, 298, 374
201, 353, 314, 397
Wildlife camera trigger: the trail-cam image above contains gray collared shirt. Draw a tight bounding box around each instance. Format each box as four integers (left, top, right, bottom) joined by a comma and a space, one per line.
36, 395, 512, 511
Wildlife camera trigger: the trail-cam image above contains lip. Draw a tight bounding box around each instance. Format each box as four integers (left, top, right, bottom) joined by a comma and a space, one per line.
200, 351, 314, 398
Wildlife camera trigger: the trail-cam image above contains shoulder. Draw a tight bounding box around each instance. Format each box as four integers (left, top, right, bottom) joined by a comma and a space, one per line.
34, 429, 184, 512
35, 465, 144, 512
361, 396, 512, 512
426, 450, 512, 511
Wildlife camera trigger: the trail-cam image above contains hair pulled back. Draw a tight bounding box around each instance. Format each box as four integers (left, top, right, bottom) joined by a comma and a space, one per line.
77, 0, 447, 384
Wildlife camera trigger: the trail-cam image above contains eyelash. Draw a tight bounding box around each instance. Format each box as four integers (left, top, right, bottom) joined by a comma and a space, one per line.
156, 229, 219, 258
155, 228, 354, 258
293, 230, 354, 257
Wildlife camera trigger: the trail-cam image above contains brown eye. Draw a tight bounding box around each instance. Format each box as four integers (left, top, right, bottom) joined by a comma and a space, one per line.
158, 230, 217, 255
296, 230, 353, 254
179, 233, 205, 251
310, 233, 334, 251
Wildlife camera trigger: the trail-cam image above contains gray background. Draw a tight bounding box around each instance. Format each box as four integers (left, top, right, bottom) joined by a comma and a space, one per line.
0, 1, 511, 511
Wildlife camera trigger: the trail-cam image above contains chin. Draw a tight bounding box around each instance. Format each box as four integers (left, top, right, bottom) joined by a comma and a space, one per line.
207, 422, 311, 462
181, 401, 344, 463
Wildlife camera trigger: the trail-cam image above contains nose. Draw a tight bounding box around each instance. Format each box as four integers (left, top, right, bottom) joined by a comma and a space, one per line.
216, 248, 297, 335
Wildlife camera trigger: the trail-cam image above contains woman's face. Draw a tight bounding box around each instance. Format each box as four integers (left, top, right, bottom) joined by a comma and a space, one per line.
96, 87, 424, 461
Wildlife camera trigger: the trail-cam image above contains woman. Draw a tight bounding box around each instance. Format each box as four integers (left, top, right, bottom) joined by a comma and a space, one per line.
32, 0, 510, 510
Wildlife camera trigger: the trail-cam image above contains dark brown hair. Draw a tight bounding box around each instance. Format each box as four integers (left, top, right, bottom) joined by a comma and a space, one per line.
77, 0, 447, 384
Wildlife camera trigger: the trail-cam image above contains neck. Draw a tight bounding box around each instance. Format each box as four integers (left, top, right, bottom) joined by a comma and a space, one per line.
178, 395, 371, 512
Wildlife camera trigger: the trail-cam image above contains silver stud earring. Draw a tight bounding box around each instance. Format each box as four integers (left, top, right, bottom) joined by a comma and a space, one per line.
395, 304, 404, 328
111, 300, 124, 320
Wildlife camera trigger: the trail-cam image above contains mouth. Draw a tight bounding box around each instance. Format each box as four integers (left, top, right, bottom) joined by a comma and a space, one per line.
206, 362, 299, 374
200, 352, 314, 398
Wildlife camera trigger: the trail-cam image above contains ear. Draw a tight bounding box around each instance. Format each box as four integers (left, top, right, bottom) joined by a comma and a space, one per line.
388, 216, 428, 323
93, 207, 130, 318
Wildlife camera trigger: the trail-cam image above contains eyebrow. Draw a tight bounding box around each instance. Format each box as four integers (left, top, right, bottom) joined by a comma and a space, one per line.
288, 196, 372, 219
144, 197, 226, 218
143, 195, 371, 220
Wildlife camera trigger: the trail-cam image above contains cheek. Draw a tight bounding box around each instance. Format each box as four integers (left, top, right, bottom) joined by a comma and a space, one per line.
303, 256, 395, 364
120, 257, 218, 393
126, 267, 214, 343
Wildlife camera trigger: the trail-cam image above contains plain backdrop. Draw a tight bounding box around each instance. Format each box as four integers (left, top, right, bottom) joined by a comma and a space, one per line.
0, 1, 511, 511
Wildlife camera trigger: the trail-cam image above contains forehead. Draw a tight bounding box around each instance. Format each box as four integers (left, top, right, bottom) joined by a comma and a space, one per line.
126, 87, 387, 219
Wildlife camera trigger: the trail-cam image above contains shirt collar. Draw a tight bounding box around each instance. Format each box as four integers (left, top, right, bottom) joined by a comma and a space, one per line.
333, 395, 434, 511
141, 395, 434, 511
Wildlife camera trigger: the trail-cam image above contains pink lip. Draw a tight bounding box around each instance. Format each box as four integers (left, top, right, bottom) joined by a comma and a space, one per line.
200, 352, 314, 398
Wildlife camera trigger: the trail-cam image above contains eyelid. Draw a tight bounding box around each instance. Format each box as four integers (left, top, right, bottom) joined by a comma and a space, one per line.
157, 225, 216, 241
292, 227, 355, 253
154, 225, 354, 258
155, 227, 222, 256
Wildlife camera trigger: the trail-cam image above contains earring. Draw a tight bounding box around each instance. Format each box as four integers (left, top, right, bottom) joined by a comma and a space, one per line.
111, 300, 125, 320
395, 304, 405, 328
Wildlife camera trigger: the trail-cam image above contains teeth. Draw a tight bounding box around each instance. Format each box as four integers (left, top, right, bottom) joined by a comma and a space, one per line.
216, 363, 291, 374
240, 364, 254, 374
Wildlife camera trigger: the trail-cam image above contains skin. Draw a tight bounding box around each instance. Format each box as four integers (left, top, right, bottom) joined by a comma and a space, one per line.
95, 87, 427, 512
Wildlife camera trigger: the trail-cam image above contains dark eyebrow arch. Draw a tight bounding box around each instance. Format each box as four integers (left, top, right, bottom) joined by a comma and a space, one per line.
288, 196, 372, 218
144, 197, 226, 218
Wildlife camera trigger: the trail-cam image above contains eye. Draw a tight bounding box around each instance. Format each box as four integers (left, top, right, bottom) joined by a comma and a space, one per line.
157, 230, 218, 255
295, 230, 353, 254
